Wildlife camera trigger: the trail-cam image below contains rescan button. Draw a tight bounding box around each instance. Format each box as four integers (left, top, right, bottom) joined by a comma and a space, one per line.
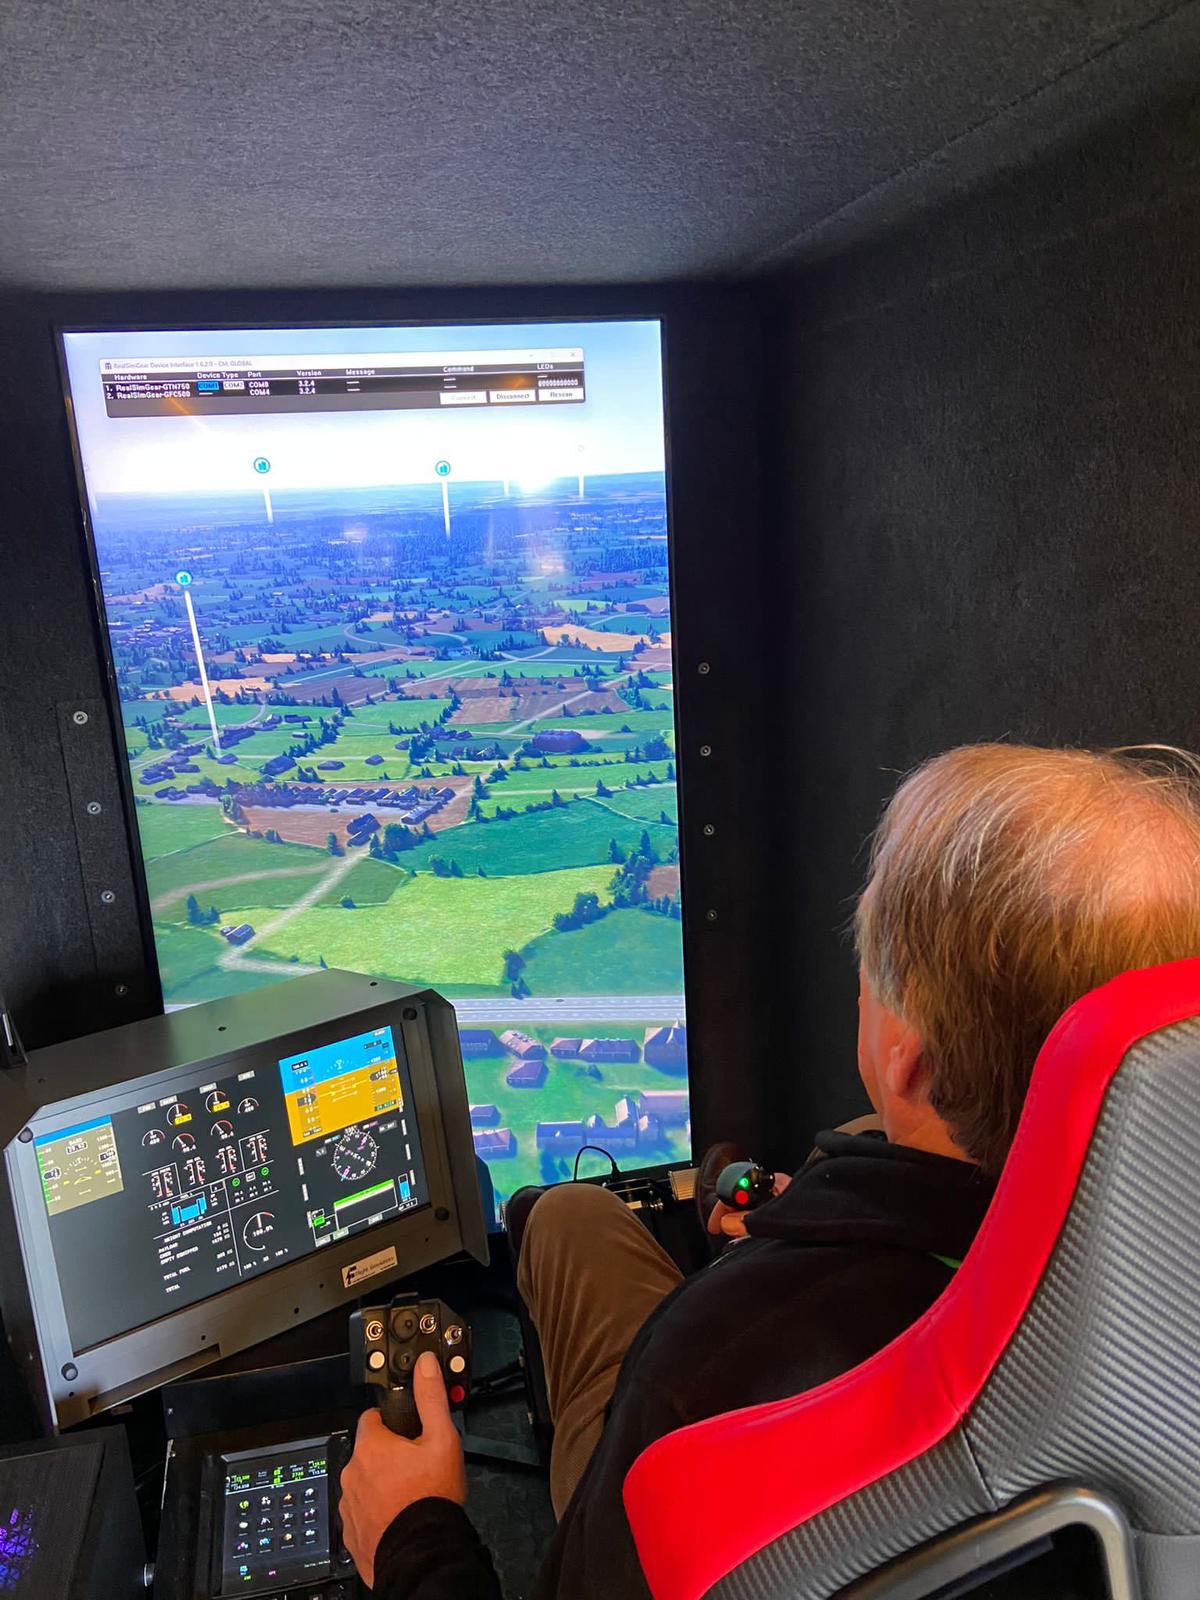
537, 386, 585, 401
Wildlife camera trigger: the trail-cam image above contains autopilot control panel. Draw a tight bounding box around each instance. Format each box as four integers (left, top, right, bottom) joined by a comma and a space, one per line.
33, 1022, 428, 1352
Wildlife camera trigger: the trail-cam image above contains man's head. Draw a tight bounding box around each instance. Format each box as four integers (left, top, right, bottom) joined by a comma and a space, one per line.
854, 744, 1200, 1173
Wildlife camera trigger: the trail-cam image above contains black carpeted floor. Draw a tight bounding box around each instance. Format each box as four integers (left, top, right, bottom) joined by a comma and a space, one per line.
461, 1303, 557, 1598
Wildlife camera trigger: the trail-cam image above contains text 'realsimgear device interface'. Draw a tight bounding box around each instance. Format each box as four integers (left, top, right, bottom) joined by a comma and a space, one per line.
34, 1023, 428, 1350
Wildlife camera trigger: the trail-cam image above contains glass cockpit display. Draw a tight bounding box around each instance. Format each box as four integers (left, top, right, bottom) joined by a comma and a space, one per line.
35, 1024, 427, 1350
60, 319, 691, 1207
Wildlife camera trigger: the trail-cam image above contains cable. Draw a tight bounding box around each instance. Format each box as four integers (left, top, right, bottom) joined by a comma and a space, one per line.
573, 1144, 619, 1182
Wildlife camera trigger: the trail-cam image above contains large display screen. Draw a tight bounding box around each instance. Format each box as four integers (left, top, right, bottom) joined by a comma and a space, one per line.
35, 1024, 428, 1349
61, 320, 689, 1208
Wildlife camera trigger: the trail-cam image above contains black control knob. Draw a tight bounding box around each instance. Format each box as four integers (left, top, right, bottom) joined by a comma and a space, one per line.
391, 1309, 418, 1341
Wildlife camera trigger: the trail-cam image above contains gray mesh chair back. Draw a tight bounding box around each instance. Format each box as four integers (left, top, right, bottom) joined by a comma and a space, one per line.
625, 960, 1200, 1600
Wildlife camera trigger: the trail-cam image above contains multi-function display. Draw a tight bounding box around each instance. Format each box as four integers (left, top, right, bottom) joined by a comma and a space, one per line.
34, 1024, 427, 1350
217, 1438, 334, 1595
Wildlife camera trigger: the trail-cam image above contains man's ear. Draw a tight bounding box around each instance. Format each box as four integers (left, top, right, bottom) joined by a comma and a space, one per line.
879, 1016, 926, 1105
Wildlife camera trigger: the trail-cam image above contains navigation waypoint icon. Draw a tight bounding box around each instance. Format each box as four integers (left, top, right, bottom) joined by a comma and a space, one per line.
175, 570, 193, 587
253, 456, 271, 474
435, 461, 452, 536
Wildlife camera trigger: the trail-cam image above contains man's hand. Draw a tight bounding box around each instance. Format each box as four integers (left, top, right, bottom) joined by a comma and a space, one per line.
339, 1350, 467, 1588
707, 1171, 791, 1238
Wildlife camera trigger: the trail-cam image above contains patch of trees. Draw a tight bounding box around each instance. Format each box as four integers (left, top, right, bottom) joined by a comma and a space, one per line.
185, 895, 220, 926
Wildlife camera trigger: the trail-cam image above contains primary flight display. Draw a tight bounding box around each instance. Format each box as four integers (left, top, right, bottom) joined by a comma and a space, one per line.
62, 319, 689, 1207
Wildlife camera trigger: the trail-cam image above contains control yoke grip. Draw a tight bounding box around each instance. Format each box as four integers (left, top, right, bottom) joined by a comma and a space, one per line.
379, 1385, 420, 1438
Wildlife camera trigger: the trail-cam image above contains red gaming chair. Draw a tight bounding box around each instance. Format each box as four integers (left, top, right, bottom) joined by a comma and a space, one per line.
624, 959, 1200, 1599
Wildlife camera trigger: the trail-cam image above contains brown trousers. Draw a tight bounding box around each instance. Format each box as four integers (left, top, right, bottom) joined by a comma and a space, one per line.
516, 1182, 683, 1516
515, 1116, 885, 1516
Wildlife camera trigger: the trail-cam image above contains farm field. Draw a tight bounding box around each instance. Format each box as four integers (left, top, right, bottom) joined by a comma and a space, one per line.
236, 864, 617, 987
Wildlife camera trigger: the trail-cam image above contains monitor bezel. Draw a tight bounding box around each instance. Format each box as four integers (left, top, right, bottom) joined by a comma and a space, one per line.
2, 982, 481, 1429
55, 311, 693, 1171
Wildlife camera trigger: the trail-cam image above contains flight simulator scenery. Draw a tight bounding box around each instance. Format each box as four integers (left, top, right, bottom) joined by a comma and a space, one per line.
61, 319, 688, 1208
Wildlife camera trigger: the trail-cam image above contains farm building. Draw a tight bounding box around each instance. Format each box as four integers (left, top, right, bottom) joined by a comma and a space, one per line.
584, 1112, 638, 1153
550, 1038, 582, 1059
505, 1058, 548, 1089
459, 1030, 499, 1058
644, 1023, 687, 1069
219, 923, 255, 946
472, 1128, 516, 1160
469, 1103, 501, 1126
529, 729, 587, 754
639, 1089, 690, 1124
579, 1037, 640, 1063
500, 1029, 545, 1059
535, 1121, 585, 1151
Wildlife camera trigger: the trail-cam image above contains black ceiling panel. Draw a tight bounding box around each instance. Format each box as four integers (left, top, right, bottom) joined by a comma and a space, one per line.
2, 1, 1199, 290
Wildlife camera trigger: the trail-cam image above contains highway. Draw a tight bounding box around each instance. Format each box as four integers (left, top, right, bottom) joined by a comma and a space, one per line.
450, 994, 685, 1023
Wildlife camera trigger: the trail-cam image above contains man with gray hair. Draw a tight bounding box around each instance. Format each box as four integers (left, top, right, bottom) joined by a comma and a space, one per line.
340, 743, 1200, 1600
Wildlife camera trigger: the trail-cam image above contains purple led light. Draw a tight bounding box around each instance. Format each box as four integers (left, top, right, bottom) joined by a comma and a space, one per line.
0, 1505, 37, 1591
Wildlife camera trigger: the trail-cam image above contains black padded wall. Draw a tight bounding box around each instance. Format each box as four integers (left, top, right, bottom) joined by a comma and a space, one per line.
762, 86, 1200, 1151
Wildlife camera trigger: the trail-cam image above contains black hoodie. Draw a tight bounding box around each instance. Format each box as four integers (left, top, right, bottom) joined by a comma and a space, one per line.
371, 1133, 995, 1600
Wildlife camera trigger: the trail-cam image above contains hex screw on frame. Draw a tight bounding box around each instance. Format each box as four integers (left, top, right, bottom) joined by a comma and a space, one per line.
705, 908, 719, 923
72, 710, 89, 726
86, 801, 102, 816
699, 744, 713, 758
698, 661, 710, 675
703, 823, 716, 837
115, 984, 129, 997
99, 889, 115, 905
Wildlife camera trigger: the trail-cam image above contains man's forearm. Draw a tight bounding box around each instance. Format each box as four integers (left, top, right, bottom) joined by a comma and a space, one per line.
371, 1497, 504, 1600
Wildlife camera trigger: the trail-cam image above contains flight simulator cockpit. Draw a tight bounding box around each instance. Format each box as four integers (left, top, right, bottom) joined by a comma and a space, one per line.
0, 971, 486, 1597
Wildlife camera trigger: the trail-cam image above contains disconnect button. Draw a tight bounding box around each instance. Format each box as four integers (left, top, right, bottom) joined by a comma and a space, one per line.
489, 389, 536, 404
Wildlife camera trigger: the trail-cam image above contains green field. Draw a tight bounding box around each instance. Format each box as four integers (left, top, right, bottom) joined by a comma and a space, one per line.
533, 710, 673, 736
136, 803, 235, 859
589, 787, 678, 822
312, 856, 405, 905
585, 612, 668, 633
146, 831, 328, 911
236, 863, 617, 986
519, 909, 684, 994
403, 799, 674, 877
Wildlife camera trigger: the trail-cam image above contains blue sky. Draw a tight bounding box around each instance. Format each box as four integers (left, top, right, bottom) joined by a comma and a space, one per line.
63, 319, 666, 501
